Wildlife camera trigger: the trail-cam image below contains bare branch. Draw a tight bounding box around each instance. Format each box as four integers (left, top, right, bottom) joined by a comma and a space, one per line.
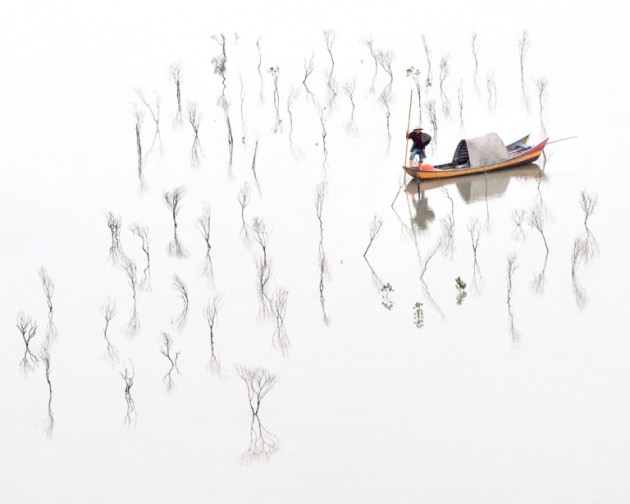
119, 254, 140, 335
129, 223, 151, 289
99, 297, 119, 364
164, 186, 187, 257
237, 182, 251, 235
234, 365, 278, 417
160, 332, 181, 390
169, 61, 183, 123
106, 212, 123, 262
363, 215, 383, 258
270, 288, 289, 356
16, 311, 38, 370
197, 204, 214, 282
172, 275, 189, 330
203, 295, 223, 374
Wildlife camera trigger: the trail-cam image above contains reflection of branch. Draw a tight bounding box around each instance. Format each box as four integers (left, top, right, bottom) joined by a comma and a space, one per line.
204, 295, 223, 375
342, 79, 357, 133
251, 139, 261, 194
511, 209, 527, 239
302, 54, 314, 99
120, 364, 136, 427
160, 332, 181, 391
571, 236, 589, 308
468, 218, 482, 290
16, 311, 38, 371
313, 99, 329, 168
363, 38, 379, 94
120, 255, 140, 336
99, 297, 119, 364
187, 101, 202, 166
251, 218, 272, 315
136, 88, 163, 161
39, 347, 54, 437
419, 237, 442, 280
270, 288, 290, 356
38, 267, 54, 314
315, 181, 329, 325
130, 223, 151, 290
106, 212, 123, 262
164, 186, 187, 257
506, 253, 519, 343
172, 275, 189, 330
287, 86, 302, 156
364, 258, 394, 310
420, 279, 445, 320
527, 203, 549, 294
237, 182, 251, 237
364, 215, 383, 258
239, 414, 279, 465
439, 215, 454, 258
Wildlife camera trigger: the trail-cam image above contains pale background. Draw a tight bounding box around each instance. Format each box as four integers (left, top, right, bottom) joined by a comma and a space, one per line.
1, 1, 629, 503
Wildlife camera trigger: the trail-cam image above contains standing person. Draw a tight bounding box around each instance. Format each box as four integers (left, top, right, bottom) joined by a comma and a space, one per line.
407, 125, 432, 165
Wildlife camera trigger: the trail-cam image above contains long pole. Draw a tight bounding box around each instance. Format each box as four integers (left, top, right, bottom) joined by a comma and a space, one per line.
404, 90, 413, 167
547, 135, 578, 145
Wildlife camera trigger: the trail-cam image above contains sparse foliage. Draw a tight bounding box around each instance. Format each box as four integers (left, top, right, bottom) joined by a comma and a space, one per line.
363, 215, 383, 258
235, 365, 278, 417
16, 311, 38, 370
413, 302, 424, 328
455, 276, 467, 305
164, 186, 187, 257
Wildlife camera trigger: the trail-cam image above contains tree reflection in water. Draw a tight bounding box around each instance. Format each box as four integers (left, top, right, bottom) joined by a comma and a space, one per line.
240, 414, 279, 465
235, 365, 279, 464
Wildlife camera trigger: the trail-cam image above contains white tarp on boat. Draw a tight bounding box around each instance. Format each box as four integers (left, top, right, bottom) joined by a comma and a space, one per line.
452, 132, 508, 167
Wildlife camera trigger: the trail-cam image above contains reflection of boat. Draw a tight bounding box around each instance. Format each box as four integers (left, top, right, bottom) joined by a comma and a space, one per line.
406, 163, 544, 203
403, 133, 548, 180
405, 163, 544, 230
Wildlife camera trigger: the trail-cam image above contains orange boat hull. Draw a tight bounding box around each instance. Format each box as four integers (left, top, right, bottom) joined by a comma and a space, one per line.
404, 138, 548, 180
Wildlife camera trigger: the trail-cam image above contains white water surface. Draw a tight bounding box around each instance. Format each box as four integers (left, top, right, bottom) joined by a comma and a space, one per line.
2, 1, 630, 503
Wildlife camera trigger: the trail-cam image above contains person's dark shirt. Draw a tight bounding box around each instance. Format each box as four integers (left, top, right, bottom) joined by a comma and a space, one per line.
407, 130, 431, 150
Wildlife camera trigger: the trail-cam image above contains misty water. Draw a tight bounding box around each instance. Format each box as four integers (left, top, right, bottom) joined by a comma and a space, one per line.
2, 2, 630, 503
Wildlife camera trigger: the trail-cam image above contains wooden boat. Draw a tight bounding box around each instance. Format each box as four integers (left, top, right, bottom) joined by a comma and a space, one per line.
403, 133, 548, 180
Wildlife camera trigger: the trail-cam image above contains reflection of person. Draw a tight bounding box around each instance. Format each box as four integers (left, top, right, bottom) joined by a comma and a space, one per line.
406, 125, 432, 164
